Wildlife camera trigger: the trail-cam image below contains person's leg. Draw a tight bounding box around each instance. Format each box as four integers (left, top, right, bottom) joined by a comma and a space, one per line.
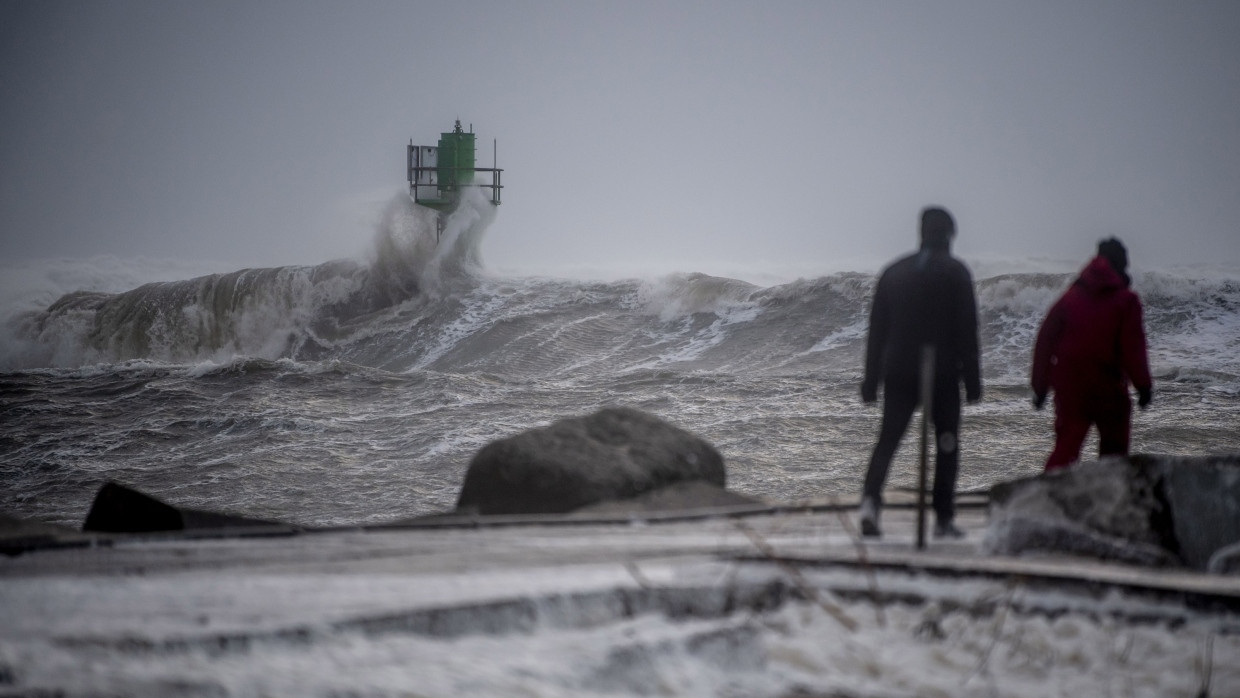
863, 384, 918, 504
1046, 391, 1090, 471
1095, 390, 1132, 458
931, 380, 962, 530
861, 381, 917, 535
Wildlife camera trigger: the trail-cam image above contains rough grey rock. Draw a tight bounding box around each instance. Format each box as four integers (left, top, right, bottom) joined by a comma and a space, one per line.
984, 454, 1240, 572
983, 457, 1176, 567
83, 481, 282, 533
1139, 454, 1240, 570
1208, 541, 1240, 575
456, 407, 726, 516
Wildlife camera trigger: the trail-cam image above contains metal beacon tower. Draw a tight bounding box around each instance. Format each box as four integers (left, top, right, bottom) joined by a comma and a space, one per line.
407, 120, 503, 242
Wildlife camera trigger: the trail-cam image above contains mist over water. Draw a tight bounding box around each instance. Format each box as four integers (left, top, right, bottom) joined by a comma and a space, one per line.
2, 196, 1238, 528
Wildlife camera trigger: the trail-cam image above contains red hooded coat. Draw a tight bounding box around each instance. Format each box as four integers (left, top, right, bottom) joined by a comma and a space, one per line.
1031, 256, 1152, 468
1032, 256, 1151, 398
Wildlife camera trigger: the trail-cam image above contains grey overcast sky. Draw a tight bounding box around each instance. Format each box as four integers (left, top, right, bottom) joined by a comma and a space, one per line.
2, 1, 1238, 278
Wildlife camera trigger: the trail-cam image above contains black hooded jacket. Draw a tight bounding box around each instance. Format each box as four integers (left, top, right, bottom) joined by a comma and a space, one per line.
862, 243, 982, 399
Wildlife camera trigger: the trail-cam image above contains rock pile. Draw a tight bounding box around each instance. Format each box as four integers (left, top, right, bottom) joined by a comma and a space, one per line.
984, 454, 1240, 572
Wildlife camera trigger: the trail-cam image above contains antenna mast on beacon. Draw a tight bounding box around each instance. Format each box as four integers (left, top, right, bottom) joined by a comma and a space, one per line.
407, 120, 503, 243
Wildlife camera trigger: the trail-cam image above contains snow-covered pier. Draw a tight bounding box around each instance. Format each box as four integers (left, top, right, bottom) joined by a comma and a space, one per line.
3, 497, 1238, 697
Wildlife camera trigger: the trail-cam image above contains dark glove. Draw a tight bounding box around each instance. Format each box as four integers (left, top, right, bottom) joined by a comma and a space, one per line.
860, 380, 878, 404
966, 386, 982, 405
1138, 387, 1152, 409
1032, 392, 1047, 410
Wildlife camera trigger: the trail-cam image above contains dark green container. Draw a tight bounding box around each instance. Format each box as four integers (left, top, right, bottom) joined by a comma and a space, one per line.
436, 120, 476, 190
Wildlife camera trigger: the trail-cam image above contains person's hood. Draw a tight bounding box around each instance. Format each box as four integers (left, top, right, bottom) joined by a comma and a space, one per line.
1076, 255, 1128, 294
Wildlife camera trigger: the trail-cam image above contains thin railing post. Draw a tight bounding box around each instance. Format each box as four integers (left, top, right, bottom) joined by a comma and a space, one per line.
917, 344, 935, 550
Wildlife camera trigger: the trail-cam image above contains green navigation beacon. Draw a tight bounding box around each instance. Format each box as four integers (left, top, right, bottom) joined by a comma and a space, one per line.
407, 120, 503, 242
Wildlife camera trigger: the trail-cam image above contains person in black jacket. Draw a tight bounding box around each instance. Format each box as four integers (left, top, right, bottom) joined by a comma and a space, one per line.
858, 206, 982, 538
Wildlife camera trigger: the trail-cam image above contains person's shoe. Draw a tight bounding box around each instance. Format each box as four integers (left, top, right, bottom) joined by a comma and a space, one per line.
933, 520, 965, 539
859, 497, 881, 538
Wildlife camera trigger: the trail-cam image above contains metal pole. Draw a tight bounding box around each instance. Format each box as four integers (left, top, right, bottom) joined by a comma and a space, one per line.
917, 344, 935, 550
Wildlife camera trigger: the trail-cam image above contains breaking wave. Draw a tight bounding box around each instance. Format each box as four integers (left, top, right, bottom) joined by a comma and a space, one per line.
3, 214, 1238, 390
1, 191, 495, 370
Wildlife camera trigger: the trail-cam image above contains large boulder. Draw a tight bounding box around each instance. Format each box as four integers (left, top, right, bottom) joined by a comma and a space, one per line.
983, 454, 1240, 572
456, 407, 726, 516
983, 457, 1175, 566
1148, 454, 1240, 570
82, 481, 283, 533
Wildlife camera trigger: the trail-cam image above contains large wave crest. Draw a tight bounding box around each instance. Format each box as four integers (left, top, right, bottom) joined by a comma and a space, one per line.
1, 191, 495, 370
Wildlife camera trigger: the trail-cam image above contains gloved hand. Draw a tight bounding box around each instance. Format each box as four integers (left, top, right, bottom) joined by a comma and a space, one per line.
966, 386, 982, 405
1032, 392, 1047, 410
1138, 386, 1152, 409
860, 380, 878, 404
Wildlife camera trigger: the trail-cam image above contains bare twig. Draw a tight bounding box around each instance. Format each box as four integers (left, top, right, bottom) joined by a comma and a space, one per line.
833, 497, 887, 628
966, 578, 1020, 686
1116, 632, 1134, 666
1198, 633, 1214, 698
1111, 631, 1135, 697
734, 520, 858, 632
624, 560, 653, 589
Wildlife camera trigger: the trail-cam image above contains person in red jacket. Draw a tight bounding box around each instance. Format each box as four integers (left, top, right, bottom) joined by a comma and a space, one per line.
1031, 238, 1153, 471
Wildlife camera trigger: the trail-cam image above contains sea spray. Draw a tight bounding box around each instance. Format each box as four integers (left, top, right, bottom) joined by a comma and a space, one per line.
422, 185, 496, 293
1, 191, 496, 370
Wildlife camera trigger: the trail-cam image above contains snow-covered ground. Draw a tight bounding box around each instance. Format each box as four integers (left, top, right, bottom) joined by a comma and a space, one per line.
2, 507, 1237, 697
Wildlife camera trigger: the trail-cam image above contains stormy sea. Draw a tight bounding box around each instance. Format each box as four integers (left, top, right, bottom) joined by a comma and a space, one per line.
3, 192, 1239, 530
4, 192, 1240, 697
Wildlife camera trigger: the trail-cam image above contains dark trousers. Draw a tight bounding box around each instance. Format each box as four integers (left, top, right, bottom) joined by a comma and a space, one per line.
1045, 389, 1131, 470
862, 377, 962, 524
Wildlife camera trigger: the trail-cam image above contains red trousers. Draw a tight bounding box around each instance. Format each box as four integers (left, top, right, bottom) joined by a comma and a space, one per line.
1045, 389, 1131, 471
